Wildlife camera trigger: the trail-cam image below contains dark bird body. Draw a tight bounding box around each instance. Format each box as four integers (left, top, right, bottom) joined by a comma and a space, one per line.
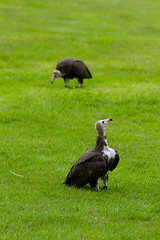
51, 58, 92, 88
64, 118, 119, 190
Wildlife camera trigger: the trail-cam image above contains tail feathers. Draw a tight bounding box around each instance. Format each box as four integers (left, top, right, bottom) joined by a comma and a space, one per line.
63, 171, 72, 185
89, 71, 92, 78
63, 178, 69, 185
87, 69, 92, 78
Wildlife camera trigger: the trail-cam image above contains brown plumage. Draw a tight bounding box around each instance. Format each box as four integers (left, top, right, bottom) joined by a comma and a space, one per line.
51, 58, 92, 88
63, 118, 119, 191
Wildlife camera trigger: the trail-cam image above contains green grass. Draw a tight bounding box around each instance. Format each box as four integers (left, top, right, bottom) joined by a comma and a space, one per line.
0, 0, 160, 239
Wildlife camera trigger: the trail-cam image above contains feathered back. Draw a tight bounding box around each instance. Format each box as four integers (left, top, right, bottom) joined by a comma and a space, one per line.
56, 58, 92, 79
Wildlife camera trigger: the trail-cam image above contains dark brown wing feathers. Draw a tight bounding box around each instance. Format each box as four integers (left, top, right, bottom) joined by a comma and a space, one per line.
75, 150, 102, 165
64, 153, 108, 187
56, 58, 92, 79
109, 153, 119, 171
71, 60, 92, 78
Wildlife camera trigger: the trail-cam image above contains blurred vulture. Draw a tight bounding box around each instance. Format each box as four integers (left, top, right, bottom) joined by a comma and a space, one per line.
64, 118, 119, 191
51, 58, 92, 88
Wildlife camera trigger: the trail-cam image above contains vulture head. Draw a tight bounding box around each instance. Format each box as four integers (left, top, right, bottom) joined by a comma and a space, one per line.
51, 70, 63, 84
95, 118, 113, 137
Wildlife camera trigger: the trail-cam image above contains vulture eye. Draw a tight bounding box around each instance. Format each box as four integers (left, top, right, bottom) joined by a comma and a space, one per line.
102, 121, 104, 124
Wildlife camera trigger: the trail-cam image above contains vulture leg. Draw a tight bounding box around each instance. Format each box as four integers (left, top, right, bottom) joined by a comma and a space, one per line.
64, 78, 69, 88
76, 78, 83, 88
101, 172, 109, 190
89, 179, 99, 191
87, 160, 107, 191
96, 180, 99, 191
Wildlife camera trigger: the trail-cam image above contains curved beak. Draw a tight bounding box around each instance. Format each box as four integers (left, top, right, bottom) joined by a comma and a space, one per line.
51, 74, 55, 84
103, 118, 113, 126
95, 118, 113, 137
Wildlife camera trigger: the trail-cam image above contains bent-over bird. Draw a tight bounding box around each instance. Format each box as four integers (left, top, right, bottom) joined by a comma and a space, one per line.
63, 118, 119, 191
51, 58, 92, 88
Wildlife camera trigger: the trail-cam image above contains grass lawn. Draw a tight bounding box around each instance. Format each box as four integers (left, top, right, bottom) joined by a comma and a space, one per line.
0, 0, 160, 239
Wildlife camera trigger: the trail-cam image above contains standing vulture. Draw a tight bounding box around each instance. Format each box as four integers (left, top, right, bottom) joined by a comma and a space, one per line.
51, 58, 92, 88
64, 118, 119, 191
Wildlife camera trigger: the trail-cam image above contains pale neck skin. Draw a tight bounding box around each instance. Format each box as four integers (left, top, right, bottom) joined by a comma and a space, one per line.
94, 118, 113, 151
96, 123, 108, 144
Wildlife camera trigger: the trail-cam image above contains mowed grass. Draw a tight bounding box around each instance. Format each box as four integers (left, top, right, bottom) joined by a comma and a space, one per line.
0, 0, 160, 239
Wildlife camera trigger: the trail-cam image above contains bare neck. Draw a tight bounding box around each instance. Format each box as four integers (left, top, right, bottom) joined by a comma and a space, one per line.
93, 135, 107, 152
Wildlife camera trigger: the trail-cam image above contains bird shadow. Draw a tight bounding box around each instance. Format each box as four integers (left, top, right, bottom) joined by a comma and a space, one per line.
65, 86, 84, 89
64, 184, 110, 192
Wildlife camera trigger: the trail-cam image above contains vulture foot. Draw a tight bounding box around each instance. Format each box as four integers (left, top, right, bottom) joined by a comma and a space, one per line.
102, 186, 108, 190
65, 86, 73, 89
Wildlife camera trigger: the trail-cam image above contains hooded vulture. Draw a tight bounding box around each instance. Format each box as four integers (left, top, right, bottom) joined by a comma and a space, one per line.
51, 58, 92, 88
64, 118, 119, 191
